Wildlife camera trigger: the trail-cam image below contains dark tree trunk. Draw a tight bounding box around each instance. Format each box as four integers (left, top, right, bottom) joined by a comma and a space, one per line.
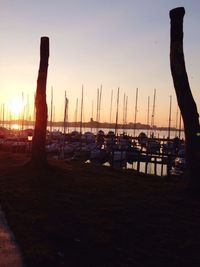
31, 37, 49, 166
169, 7, 200, 191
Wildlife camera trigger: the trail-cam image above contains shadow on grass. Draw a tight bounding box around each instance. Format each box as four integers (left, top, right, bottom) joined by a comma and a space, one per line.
0, 152, 200, 267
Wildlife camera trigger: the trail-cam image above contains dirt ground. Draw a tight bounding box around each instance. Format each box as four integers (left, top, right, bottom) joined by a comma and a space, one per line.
0, 151, 200, 267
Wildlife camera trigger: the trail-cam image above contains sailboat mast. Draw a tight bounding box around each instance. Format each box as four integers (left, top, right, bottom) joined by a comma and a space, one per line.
53, 106, 55, 125
178, 110, 182, 139
91, 100, 93, 132
168, 95, 172, 139
133, 88, 138, 137
147, 96, 150, 137
0, 104, 2, 127
109, 89, 113, 130
0, 104, 1, 126
80, 85, 84, 134
98, 85, 102, 124
175, 106, 178, 137
21, 92, 24, 132
151, 89, 156, 137
114, 87, 120, 136
124, 95, 128, 134
9, 110, 12, 130
63, 90, 67, 135
50, 86, 53, 133
33, 92, 36, 126
96, 88, 99, 133
2, 103, 5, 128
74, 98, 78, 131
122, 93, 126, 132
26, 94, 30, 129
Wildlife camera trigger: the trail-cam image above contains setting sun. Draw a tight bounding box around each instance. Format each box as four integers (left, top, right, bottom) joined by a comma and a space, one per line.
12, 123, 20, 130
9, 97, 23, 117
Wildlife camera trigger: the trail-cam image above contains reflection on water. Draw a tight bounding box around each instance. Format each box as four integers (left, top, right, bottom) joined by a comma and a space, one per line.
49, 126, 184, 140
12, 124, 20, 130
103, 161, 167, 176
5, 124, 184, 140
127, 161, 167, 176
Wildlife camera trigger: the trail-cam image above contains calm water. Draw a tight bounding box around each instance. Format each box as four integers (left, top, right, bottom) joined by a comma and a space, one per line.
103, 161, 167, 176
5, 122, 184, 140
48, 126, 185, 140
127, 161, 167, 176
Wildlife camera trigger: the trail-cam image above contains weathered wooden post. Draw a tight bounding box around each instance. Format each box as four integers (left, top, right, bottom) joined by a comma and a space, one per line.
31, 37, 49, 166
154, 157, 157, 176
169, 8, 200, 190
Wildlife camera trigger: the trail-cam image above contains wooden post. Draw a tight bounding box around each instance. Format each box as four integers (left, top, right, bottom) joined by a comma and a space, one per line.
145, 160, 148, 174
137, 153, 140, 173
161, 154, 164, 176
31, 37, 49, 166
145, 151, 148, 174
167, 154, 172, 177
154, 157, 157, 176
169, 8, 200, 189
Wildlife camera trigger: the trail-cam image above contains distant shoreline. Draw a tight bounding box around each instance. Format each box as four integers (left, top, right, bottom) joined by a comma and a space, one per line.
0, 120, 184, 132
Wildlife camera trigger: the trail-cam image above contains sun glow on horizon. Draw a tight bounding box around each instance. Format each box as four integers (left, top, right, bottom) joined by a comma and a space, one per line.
12, 123, 20, 130
9, 97, 23, 117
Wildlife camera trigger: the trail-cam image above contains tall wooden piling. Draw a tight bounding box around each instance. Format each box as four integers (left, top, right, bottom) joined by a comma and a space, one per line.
31, 37, 49, 166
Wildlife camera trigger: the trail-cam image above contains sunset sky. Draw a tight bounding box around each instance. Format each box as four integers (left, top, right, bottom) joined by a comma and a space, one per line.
0, 0, 200, 127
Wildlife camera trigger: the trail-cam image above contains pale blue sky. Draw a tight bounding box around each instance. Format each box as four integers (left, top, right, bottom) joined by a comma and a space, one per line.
0, 0, 200, 126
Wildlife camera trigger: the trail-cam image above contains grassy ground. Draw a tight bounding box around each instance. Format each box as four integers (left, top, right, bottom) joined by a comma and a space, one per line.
0, 152, 200, 267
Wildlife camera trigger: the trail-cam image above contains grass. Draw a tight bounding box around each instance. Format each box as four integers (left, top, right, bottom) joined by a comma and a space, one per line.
0, 152, 200, 266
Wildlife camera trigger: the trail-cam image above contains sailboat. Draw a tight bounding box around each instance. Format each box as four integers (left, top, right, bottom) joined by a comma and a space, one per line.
114, 87, 120, 136
49, 86, 53, 134
162, 96, 175, 154
133, 88, 138, 138
146, 89, 161, 153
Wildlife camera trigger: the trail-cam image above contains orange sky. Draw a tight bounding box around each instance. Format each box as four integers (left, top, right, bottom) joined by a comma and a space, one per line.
0, 0, 200, 127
